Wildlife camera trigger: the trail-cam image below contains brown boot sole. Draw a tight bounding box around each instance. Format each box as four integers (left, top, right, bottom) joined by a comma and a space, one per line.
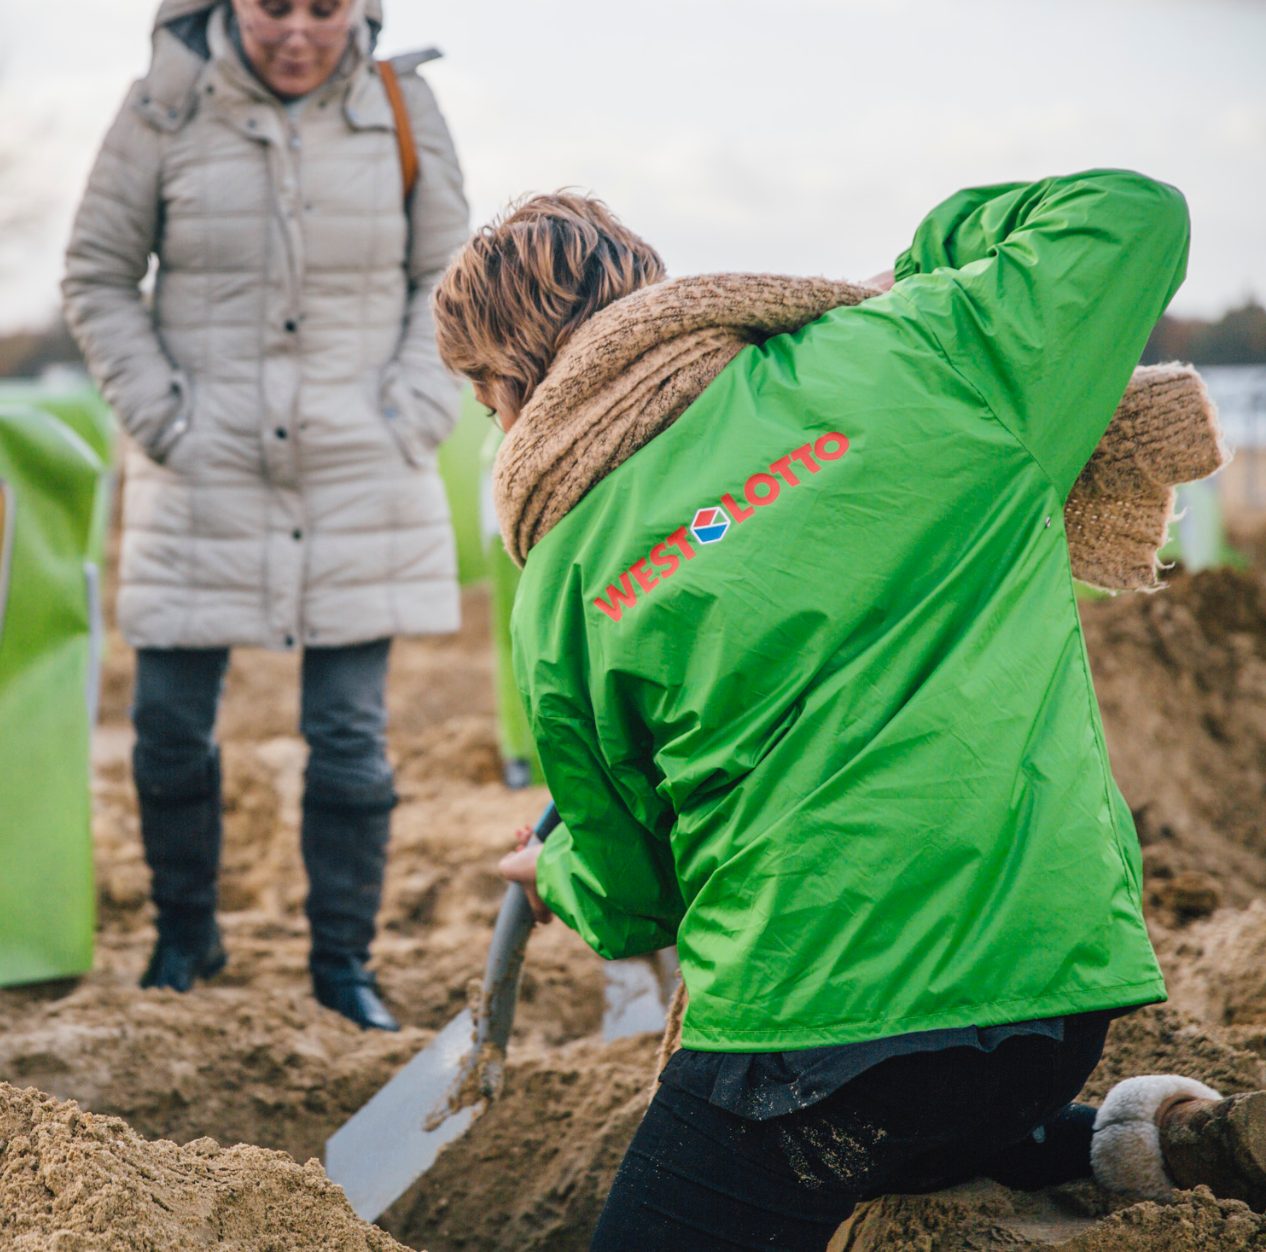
1160, 1090, 1266, 1210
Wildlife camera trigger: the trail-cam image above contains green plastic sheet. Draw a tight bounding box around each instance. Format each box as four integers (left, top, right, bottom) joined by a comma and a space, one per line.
0, 392, 115, 986
435, 390, 541, 783
479, 427, 543, 785
435, 387, 493, 587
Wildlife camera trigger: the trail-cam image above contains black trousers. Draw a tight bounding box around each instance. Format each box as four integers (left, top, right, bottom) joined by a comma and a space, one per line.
592, 1014, 1110, 1251
132, 640, 396, 959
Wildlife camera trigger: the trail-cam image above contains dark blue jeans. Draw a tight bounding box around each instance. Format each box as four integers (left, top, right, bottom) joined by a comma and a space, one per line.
592, 1013, 1110, 1251
132, 640, 395, 961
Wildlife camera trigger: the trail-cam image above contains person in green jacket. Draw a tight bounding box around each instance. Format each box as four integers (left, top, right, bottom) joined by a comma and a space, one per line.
434, 175, 1264, 1248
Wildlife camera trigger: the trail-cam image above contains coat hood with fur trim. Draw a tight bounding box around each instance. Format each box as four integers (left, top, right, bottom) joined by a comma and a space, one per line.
136, 0, 384, 132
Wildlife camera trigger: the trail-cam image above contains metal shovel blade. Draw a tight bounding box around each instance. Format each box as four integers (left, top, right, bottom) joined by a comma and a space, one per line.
602, 947, 680, 1042
326, 1007, 482, 1222
325, 802, 562, 1224
602, 958, 668, 1041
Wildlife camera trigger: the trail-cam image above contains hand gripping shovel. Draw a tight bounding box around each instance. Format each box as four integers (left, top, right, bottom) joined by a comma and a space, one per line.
326, 802, 561, 1222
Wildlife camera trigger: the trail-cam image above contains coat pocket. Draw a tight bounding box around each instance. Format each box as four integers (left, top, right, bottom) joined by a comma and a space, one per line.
377, 362, 441, 468
146, 371, 195, 465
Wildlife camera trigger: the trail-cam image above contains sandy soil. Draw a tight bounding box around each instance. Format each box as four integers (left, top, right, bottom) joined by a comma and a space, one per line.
0, 1083, 407, 1251
2, 548, 1266, 1249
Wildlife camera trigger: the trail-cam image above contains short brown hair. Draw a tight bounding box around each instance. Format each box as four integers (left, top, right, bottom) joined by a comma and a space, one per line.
433, 192, 665, 422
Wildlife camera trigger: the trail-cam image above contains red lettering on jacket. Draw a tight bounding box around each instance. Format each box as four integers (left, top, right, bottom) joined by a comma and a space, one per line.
668, 526, 696, 561
650, 541, 680, 576
745, 472, 781, 507
814, 432, 849, 461
770, 455, 801, 487
594, 572, 639, 622
789, 444, 821, 474
592, 433, 849, 622
630, 559, 658, 593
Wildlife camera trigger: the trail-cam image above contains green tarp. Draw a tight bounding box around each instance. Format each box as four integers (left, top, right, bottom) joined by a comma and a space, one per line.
0, 380, 522, 988
438, 392, 541, 783
0, 391, 115, 987
436, 388, 493, 587
479, 427, 543, 785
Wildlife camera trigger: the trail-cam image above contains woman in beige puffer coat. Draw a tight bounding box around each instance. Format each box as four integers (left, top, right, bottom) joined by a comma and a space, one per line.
63, 0, 469, 1030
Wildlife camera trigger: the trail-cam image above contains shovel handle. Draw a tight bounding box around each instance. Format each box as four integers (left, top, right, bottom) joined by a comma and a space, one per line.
475, 802, 560, 1055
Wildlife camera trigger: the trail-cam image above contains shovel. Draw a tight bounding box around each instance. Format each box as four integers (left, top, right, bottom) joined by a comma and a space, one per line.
326, 801, 561, 1222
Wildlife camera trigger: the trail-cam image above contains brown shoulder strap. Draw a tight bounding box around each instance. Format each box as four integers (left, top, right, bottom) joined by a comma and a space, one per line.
378, 60, 419, 203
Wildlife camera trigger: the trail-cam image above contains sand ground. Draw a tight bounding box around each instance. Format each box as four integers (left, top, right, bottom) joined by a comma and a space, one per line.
3, 542, 1266, 1249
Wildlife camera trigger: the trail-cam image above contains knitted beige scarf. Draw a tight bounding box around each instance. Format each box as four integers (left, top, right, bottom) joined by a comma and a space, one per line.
493, 274, 1227, 590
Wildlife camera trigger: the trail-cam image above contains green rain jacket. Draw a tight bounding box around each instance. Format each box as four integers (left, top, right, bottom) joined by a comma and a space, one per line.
513, 171, 1184, 1050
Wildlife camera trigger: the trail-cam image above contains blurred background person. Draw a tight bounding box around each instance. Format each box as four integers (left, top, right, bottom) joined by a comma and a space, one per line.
61, 0, 469, 1031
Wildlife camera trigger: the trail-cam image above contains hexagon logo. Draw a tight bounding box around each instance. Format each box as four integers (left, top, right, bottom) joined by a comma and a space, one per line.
690, 505, 730, 545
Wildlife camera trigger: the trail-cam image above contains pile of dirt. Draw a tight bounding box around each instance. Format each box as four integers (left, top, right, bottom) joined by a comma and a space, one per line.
1155, 901, 1266, 1059
0, 1083, 406, 1251
1060, 1191, 1266, 1250
1082, 568, 1266, 912
0, 977, 421, 1168
835, 1180, 1266, 1250
1081, 1005, 1266, 1103
382, 1033, 657, 1250
3, 563, 1266, 1251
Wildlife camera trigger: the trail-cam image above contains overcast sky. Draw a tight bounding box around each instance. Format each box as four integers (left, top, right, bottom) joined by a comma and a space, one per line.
1, 0, 1263, 332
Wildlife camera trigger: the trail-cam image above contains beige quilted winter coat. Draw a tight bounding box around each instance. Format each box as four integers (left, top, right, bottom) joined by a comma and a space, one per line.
63, 0, 469, 649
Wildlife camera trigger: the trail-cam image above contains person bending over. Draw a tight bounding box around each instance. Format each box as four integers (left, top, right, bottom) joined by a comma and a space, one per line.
433, 175, 1260, 1248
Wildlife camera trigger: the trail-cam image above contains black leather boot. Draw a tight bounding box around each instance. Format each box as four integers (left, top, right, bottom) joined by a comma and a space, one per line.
302, 780, 397, 1029
311, 954, 400, 1031
141, 920, 227, 991
135, 749, 225, 991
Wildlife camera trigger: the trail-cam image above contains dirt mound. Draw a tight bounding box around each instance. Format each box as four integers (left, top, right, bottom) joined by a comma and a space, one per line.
381, 1034, 658, 1252
4, 566, 1266, 1250
0, 1083, 406, 1251
1083, 568, 1266, 909
836, 1180, 1266, 1249
1061, 1190, 1266, 1251
1155, 900, 1266, 1061
0, 976, 422, 1167
1082, 1005, 1266, 1103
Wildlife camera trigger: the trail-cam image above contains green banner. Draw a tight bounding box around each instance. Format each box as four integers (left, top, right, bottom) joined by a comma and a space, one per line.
479, 427, 543, 786
0, 396, 114, 986
435, 391, 542, 784
436, 387, 493, 587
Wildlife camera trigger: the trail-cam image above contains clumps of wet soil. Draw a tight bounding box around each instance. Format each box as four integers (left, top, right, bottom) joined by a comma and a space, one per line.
1061, 1188, 1266, 1249
5, 566, 1266, 1251
1082, 1006, 1266, 1104
0, 1083, 407, 1251
834, 1179, 1266, 1250
380, 1034, 658, 1252
1155, 900, 1266, 1060
1083, 568, 1266, 909
0, 976, 422, 1168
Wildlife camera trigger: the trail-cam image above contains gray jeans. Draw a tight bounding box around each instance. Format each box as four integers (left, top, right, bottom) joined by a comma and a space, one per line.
132, 639, 395, 962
